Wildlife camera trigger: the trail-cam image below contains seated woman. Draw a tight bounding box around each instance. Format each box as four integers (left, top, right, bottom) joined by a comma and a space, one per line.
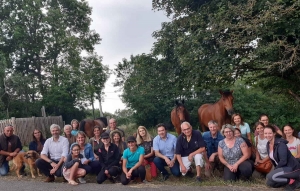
71, 119, 80, 136
111, 130, 127, 163
254, 122, 271, 174
63, 143, 86, 185
89, 126, 103, 160
234, 128, 252, 159
96, 132, 121, 184
282, 124, 300, 160
121, 136, 146, 185
218, 124, 253, 181
232, 113, 251, 142
29, 129, 46, 154
70, 131, 101, 183
136, 126, 157, 179
265, 125, 300, 189
63, 125, 76, 146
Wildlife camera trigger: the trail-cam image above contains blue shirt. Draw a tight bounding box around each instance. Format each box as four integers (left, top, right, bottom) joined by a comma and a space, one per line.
233, 122, 250, 138
71, 130, 78, 136
123, 146, 145, 168
202, 131, 224, 158
153, 133, 177, 159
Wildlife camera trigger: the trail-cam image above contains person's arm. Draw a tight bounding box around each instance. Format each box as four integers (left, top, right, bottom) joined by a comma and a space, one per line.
276, 143, 288, 168
217, 146, 229, 167
233, 141, 249, 168
106, 146, 120, 169
276, 127, 283, 136
189, 132, 206, 157
86, 144, 95, 161
98, 148, 106, 169
122, 158, 128, 174
129, 154, 144, 171
144, 147, 154, 159
247, 133, 252, 143
40, 139, 51, 162
296, 144, 300, 159
64, 154, 80, 169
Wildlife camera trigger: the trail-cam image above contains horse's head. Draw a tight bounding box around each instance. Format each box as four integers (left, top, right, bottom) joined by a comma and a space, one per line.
219, 90, 234, 115
175, 99, 187, 123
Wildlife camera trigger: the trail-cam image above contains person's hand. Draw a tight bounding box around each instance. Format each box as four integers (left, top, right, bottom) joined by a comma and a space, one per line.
188, 154, 193, 162
181, 165, 187, 174
50, 162, 57, 169
232, 163, 238, 173
126, 170, 132, 179
165, 157, 171, 166
83, 160, 89, 165
169, 160, 175, 167
104, 170, 109, 175
205, 162, 211, 170
9, 152, 17, 157
50, 165, 58, 175
6, 156, 13, 161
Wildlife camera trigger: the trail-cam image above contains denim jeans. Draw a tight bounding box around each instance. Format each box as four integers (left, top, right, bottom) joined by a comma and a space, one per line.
0, 161, 9, 176
153, 157, 180, 176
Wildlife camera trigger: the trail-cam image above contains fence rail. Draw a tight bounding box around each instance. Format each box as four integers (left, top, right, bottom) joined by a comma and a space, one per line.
0, 116, 64, 146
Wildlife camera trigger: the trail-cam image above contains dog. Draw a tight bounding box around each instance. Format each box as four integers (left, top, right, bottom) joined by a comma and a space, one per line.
11, 150, 42, 178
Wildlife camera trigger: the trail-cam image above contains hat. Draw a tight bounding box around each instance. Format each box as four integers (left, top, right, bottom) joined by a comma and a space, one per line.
127, 136, 136, 142
101, 132, 110, 139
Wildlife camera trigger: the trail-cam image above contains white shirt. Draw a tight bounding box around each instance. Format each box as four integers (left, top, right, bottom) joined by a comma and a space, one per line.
287, 137, 300, 157
41, 136, 69, 160
255, 136, 268, 159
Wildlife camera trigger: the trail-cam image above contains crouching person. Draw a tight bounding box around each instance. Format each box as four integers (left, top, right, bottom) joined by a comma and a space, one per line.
63, 143, 86, 185
121, 136, 146, 185
36, 124, 69, 182
176, 122, 206, 182
96, 132, 121, 184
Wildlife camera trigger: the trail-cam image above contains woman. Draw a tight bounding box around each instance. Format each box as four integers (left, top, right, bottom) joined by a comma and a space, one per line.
254, 122, 272, 174
63, 143, 86, 185
111, 130, 127, 160
136, 126, 157, 179
218, 124, 253, 181
258, 114, 283, 137
70, 131, 101, 183
29, 129, 46, 154
265, 125, 300, 189
234, 128, 253, 160
89, 126, 103, 160
282, 124, 300, 159
231, 113, 251, 141
96, 132, 121, 184
121, 136, 146, 185
71, 119, 80, 136
63, 125, 76, 146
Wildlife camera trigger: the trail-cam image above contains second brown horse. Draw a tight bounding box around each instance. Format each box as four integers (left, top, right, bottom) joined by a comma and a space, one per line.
171, 100, 191, 135
79, 118, 107, 138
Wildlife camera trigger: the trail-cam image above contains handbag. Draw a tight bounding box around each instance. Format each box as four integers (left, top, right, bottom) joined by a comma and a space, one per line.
254, 159, 273, 173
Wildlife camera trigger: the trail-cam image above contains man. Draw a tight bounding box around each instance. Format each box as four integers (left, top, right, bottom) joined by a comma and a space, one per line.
36, 124, 69, 182
0, 125, 22, 176
153, 123, 180, 181
176, 122, 206, 182
106, 118, 125, 141
202, 120, 224, 177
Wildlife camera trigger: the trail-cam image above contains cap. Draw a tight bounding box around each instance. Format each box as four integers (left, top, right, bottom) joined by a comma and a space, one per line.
127, 136, 136, 142
101, 132, 110, 139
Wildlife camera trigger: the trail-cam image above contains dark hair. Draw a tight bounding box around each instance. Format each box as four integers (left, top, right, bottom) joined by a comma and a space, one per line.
264, 124, 276, 133
254, 122, 265, 131
156, 123, 167, 130
282, 124, 299, 139
234, 128, 241, 134
259, 114, 269, 120
231, 113, 245, 126
32, 129, 45, 142
93, 125, 101, 131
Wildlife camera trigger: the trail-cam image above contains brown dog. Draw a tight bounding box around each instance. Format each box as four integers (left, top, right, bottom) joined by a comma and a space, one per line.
11, 150, 41, 178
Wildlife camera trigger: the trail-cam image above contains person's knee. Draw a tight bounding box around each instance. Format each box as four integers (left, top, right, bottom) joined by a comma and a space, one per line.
0, 168, 8, 176
153, 157, 161, 166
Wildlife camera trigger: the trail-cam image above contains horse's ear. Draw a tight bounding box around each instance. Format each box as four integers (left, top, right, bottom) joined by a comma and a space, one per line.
230, 90, 234, 94
182, 99, 185, 105
175, 100, 179, 106
219, 90, 223, 95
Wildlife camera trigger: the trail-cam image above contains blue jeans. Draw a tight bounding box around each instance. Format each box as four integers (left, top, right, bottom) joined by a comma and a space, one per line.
0, 161, 9, 176
153, 157, 180, 176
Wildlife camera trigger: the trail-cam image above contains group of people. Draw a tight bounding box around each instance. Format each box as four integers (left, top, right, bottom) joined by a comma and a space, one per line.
1, 114, 300, 190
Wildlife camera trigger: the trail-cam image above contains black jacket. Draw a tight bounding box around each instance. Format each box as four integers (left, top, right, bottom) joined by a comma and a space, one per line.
64, 154, 84, 169
96, 143, 120, 170
267, 138, 300, 170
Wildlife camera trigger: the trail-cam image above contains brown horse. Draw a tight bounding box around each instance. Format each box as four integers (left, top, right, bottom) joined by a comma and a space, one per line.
79, 117, 107, 138
171, 100, 191, 135
198, 90, 234, 132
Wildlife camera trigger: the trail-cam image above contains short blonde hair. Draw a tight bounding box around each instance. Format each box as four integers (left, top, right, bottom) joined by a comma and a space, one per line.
221, 124, 235, 136
76, 131, 88, 144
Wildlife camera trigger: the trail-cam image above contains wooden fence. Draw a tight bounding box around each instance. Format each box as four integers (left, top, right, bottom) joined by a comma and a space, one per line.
0, 116, 64, 146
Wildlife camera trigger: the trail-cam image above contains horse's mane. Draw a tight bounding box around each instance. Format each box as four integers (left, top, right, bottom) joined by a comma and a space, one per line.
222, 90, 232, 97
175, 103, 186, 108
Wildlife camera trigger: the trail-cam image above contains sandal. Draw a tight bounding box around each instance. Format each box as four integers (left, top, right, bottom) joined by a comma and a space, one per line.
68, 180, 78, 185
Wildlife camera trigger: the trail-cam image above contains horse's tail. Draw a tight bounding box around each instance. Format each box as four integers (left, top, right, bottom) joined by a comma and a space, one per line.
80, 120, 86, 132
96, 117, 108, 127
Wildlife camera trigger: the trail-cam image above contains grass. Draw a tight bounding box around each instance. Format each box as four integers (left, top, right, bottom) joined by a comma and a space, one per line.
6, 124, 269, 189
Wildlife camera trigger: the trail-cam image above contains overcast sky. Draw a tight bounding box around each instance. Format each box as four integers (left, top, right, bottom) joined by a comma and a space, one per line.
87, 0, 169, 114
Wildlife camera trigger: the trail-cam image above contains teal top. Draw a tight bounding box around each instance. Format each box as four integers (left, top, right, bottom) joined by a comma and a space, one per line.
123, 146, 145, 168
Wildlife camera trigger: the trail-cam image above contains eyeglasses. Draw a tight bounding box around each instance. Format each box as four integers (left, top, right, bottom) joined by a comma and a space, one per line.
182, 128, 191, 132
72, 149, 80, 152
101, 137, 109, 140
224, 131, 233, 134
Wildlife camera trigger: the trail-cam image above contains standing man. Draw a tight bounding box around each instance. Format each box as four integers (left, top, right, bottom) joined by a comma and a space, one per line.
106, 118, 125, 141
0, 125, 23, 176
176, 122, 206, 182
153, 123, 180, 181
202, 120, 224, 177
36, 124, 69, 182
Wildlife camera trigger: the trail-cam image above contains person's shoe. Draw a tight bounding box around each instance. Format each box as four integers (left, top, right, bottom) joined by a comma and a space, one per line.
77, 177, 86, 184
162, 174, 169, 181
44, 176, 55, 182
196, 176, 201, 182
108, 177, 116, 183
186, 170, 194, 178
285, 180, 300, 191
68, 180, 78, 185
